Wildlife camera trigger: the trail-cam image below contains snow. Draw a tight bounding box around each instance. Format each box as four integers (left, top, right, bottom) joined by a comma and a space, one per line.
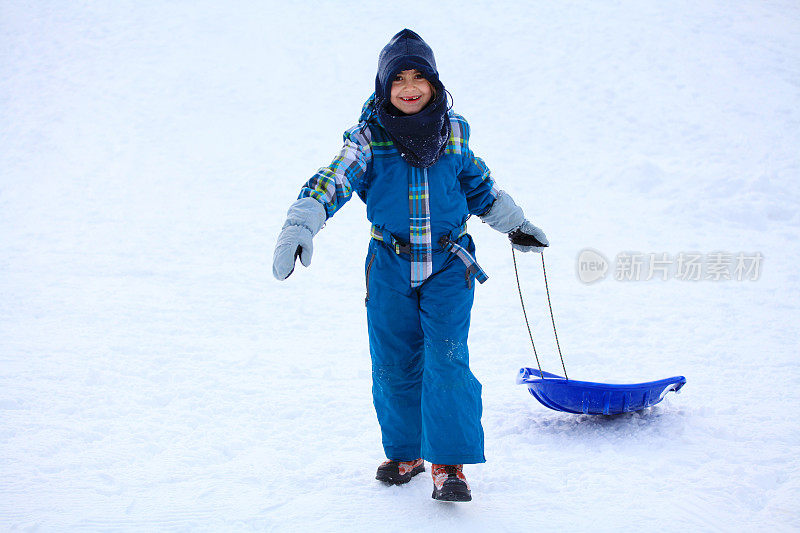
1, 0, 799, 530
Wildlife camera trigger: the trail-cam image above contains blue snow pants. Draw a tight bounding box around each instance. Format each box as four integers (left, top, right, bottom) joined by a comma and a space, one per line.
365, 235, 486, 465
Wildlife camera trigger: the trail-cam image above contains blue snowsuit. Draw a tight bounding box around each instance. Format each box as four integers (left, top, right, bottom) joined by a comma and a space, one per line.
297, 31, 498, 465
298, 100, 497, 464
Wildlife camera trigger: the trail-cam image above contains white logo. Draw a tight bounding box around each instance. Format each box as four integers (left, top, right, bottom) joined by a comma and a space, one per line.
577, 249, 609, 284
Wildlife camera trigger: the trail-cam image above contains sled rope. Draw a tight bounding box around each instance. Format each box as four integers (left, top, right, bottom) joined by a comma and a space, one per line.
511, 248, 569, 381
540, 253, 569, 380
511, 247, 544, 379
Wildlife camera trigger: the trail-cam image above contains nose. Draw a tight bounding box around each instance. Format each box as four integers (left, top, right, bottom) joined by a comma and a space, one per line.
399, 78, 413, 90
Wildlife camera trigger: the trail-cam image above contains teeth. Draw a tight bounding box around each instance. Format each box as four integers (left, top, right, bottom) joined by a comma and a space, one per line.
401, 96, 420, 101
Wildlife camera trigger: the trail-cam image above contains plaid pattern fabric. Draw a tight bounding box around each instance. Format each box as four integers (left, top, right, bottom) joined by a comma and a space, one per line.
298, 125, 372, 219
445, 113, 499, 213
409, 167, 433, 287
439, 236, 488, 286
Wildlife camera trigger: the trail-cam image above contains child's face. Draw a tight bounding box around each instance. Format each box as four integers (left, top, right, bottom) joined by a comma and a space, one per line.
390, 69, 433, 115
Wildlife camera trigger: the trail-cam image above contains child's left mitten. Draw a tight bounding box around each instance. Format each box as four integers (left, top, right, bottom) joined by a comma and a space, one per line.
508, 221, 549, 253
272, 197, 327, 280
480, 190, 549, 253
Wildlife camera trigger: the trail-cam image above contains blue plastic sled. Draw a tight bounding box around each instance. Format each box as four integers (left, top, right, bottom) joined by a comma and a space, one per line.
516, 367, 687, 415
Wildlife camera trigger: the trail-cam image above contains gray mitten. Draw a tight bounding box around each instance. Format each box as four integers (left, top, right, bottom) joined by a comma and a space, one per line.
479, 190, 526, 233
273, 197, 327, 280
480, 190, 549, 253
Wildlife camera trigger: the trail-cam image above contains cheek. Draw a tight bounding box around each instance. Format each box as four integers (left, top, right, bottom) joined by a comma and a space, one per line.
420, 82, 433, 103
389, 85, 405, 106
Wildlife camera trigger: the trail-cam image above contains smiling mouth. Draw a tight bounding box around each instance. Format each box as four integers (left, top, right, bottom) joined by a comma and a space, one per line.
400, 95, 422, 102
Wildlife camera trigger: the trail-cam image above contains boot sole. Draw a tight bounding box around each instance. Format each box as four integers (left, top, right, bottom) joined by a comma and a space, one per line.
432, 488, 472, 502
376, 464, 425, 485
432, 477, 472, 502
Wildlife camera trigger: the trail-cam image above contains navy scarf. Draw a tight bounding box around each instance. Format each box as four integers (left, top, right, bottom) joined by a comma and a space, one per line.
376, 87, 451, 169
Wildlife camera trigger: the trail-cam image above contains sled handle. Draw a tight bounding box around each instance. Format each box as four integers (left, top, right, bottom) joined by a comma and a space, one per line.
517, 367, 565, 384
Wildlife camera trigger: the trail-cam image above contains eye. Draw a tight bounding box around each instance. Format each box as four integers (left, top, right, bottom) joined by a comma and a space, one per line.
414, 73, 425, 80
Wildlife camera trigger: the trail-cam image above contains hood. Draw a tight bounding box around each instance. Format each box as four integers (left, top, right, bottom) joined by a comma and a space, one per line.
374, 29, 441, 101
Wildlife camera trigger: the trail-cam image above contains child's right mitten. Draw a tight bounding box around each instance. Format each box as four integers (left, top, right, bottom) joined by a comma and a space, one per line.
272, 197, 327, 280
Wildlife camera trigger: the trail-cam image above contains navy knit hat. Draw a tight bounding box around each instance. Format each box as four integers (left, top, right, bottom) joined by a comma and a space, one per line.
374, 29, 441, 100
372, 29, 450, 168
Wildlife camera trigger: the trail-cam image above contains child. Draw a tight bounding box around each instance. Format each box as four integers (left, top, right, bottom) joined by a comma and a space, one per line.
273, 29, 548, 502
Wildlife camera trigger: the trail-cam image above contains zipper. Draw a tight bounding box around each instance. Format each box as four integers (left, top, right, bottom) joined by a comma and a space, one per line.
365, 252, 376, 304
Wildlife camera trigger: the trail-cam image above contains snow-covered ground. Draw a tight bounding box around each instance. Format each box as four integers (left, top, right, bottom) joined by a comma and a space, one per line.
2, 1, 799, 530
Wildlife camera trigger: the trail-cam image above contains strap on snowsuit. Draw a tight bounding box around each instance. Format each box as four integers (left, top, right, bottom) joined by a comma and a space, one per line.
370, 223, 488, 287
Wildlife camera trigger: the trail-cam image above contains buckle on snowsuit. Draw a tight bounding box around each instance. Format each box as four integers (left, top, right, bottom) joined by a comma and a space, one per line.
438, 233, 489, 287
370, 226, 411, 255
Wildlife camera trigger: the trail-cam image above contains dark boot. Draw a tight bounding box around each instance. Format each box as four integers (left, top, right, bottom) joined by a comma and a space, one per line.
375, 458, 425, 485
431, 464, 471, 502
